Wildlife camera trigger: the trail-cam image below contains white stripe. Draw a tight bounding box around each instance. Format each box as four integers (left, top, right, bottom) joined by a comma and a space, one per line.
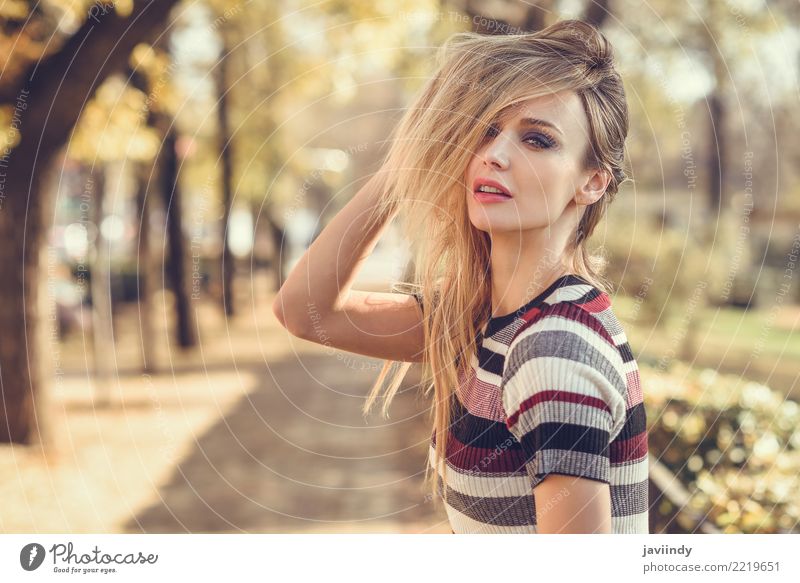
610, 510, 649, 534
620, 358, 638, 376
444, 504, 538, 534
503, 357, 626, 416
610, 458, 650, 486
594, 307, 625, 336
511, 401, 614, 432
542, 284, 593, 305
428, 447, 531, 498
475, 363, 501, 387
482, 335, 508, 355
444, 499, 649, 534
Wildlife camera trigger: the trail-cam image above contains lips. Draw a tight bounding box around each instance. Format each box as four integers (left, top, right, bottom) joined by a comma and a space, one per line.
473, 191, 512, 203
472, 177, 512, 198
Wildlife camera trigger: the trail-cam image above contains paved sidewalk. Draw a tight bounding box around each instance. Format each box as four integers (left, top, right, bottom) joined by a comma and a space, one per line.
1, 282, 449, 534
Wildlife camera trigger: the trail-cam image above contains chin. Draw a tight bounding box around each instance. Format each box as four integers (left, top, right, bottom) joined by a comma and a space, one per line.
467, 205, 522, 231
467, 215, 525, 234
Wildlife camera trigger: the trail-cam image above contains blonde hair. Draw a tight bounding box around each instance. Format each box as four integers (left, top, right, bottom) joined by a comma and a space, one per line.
360, 18, 630, 509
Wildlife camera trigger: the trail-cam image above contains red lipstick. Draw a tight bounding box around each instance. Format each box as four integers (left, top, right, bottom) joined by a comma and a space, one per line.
472, 177, 512, 203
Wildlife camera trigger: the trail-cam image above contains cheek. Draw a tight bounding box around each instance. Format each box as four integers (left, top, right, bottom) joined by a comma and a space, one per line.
513, 167, 576, 222
465, 155, 481, 183
515, 160, 551, 201
520, 156, 574, 199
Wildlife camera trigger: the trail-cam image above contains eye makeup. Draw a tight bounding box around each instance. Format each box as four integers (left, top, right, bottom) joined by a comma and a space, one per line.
523, 131, 558, 149
481, 122, 559, 149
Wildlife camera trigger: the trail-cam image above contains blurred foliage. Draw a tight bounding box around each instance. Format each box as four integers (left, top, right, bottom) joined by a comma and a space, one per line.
597, 187, 774, 325
608, 0, 796, 198
66, 75, 162, 162
7, 0, 799, 233
599, 212, 709, 326
643, 361, 800, 533
1, 1, 165, 159
197, 0, 468, 213
0, 1, 134, 77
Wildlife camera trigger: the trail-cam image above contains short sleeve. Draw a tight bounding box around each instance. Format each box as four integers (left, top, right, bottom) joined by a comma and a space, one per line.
500, 302, 628, 489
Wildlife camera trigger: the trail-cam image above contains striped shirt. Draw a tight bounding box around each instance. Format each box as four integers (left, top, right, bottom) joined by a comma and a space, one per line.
420, 274, 649, 533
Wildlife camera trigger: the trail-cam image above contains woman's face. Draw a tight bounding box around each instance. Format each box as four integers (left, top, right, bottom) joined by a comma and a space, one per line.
465, 90, 606, 235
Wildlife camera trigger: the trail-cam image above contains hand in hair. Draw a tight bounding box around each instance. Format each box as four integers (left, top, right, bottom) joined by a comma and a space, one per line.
272, 172, 426, 363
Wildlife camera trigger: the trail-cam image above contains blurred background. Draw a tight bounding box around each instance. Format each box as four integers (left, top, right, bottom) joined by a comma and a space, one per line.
1, 0, 799, 534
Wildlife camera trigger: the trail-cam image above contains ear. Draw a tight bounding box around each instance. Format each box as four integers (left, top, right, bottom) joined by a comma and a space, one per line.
575, 167, 611, 206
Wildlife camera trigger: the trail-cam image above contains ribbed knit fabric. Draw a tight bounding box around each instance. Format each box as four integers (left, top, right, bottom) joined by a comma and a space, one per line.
414, 274, 649, 533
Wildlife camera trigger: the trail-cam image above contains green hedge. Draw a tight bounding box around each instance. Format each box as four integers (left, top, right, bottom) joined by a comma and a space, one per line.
643, 362, 800, 533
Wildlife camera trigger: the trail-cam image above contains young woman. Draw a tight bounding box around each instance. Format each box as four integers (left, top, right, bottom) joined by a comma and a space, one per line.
272, 19, 648, 534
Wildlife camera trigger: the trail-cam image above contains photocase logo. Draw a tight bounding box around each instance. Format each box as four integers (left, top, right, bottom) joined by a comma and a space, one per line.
20, 543, 46, 571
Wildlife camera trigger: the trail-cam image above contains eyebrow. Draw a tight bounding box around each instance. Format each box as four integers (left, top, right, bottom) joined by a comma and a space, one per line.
518, 117, 564, 136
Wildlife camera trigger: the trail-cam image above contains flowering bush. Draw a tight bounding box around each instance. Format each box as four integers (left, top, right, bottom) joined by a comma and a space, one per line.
642, 362, 800, 533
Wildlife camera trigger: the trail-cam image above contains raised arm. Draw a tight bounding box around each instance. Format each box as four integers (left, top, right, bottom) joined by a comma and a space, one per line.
271, 172, 425, 363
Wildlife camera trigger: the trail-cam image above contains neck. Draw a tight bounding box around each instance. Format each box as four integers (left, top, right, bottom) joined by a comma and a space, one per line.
488, 226, 576, 318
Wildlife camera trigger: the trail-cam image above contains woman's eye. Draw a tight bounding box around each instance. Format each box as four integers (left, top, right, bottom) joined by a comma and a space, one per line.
524, 133, 557, 149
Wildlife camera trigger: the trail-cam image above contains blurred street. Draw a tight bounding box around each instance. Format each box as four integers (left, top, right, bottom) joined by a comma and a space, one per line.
0, 273, 448, 534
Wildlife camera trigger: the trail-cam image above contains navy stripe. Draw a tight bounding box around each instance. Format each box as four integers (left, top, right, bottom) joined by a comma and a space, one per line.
610, 481, 650, 516
614, 402, 647, 441
618, 341, 634, 363
572, 286, 602, 305
517, 421, 611, 458
483, 274, 589, 336
477, 344, 505, 376
448, 401, 523, 451
437, 476, 537, 527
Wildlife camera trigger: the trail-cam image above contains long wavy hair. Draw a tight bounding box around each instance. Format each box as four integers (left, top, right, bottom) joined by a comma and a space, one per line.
360, 18, 630, 509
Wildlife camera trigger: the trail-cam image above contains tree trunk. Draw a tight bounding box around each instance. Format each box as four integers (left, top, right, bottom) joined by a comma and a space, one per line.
583, 0, 610, 28
0, 170, 48, 444
129, 67, 158, 373
216, 32, 236, 317
88, 164, 115, 406
704, 2, 728, 239
264, 212, 286, 292
134, 161, 158, 373
158, 123, 198, 348
0, 0, 180, 444
520, 0, 553, 32
401, 254, 417, 285
707, 91, 725, 225
462, 0, 555, 33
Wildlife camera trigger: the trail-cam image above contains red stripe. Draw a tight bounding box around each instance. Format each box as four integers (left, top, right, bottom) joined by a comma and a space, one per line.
506, 389, 612, 428
578, 293, 610, 314
431, 431, 528, 474
514, 302, 616, 347
519, 305, 544, 327
626, 369, 643, 406
457, 374, 505, 422
609, 432, 648, 462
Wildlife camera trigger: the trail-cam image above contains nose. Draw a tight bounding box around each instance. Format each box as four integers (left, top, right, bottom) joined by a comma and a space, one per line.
482, 134, 510, 170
